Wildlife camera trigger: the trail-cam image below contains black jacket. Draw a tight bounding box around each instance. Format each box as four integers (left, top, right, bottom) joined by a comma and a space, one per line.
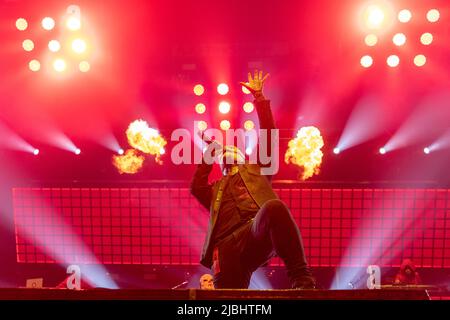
190, 99, 279, 268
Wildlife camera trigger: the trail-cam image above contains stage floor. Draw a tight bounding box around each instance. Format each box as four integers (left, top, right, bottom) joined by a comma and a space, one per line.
0, 288, 431, 300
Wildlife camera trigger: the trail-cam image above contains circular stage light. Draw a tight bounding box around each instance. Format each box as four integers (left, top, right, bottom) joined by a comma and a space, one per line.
333, 147, 340, 155
29, 60, 41, 72
387, 55, 400, 67
243, 102, 254, 113
414, 55, 426, 67
393, 33, 406, 46
244, 120, 255, 131
242, 85, 251, 94
53, 59, 67, 72
245, 147, 252, 155
220, 120, 231, 131
379, 147, 386, 154
41, 17, 55, 30
16, 18, 28, 31
118, 148, 124, 155
195, 103, 206, 114
398, 9, 412, 23
218, 101, 231, 114
22, 39, 34, 52
427, 9, 440, 23
66, 17, 81, 30
423, 147, 430, 154
420, 33, 433, 45
48, 40, 61, 52
197, 120, 208, 131
365, 5, 385, 29
79, 61, 90, 73
75, 148, 81, 155
193, 84, 205, 96
217, 83, 229, 95
360, 55, 373, 68
364, 34, 378, 46
33, 149, 40, 156
72, 39, 87, 54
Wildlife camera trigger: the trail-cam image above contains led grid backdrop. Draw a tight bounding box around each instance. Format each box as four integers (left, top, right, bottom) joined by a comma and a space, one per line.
13, 187, 450, 268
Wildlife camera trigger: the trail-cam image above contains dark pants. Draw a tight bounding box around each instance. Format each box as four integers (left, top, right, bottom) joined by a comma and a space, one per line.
212, 199, 313, 289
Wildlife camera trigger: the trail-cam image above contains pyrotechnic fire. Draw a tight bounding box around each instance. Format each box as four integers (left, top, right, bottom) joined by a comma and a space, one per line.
284, 126, 324, 180
126, 119, 167, 164
112, 149, 145, 174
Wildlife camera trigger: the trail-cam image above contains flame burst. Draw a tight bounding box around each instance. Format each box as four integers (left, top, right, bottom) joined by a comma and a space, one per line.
112, 149, 145, 174
126, 119, 167, 164
285, 126, 324, 180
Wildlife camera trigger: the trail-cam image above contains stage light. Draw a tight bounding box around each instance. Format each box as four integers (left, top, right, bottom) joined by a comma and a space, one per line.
423, 147, 430, 154
193, 84, 205, 96
360, 55, 373, 68
117, 148, 124, 155
195, 103, 206, 114
364, 34, 378, 46
220, 120, 231, 131
16, 18, 28, 31
74, 148, 81, 155
48, 40, 61, 52
29, 60, 41, 72
41, 17, 55, 30
245, 147, 252, 155
66, 17, 81, 31
244, 120, 255, 131
420, 33, 433, 45
72, 39, 87, 54
392, 33, 406, 46
242, 86, 251, 94
333, 147, 340, 155
379, 147, 386, 154
217, 83, 229, 95
22, 39, 34, 52
79, 61, 90, 73
218, 101, 231, 114
427, 9, 440, 23
33, 149, 40, 156
365, 5, 385, 29
414, 55, 426, 67
243, 102, 254, 113
197, 120, 207, 131
398, 9, 412, 23
387, 55, 400, 67
53, 59, 67, 72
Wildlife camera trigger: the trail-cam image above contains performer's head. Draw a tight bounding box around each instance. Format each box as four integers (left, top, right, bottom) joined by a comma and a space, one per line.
217, 145, 245, 175
199, 274, 214, 290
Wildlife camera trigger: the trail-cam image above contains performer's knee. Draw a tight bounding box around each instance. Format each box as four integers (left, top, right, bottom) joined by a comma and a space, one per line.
262, 199, 290, 220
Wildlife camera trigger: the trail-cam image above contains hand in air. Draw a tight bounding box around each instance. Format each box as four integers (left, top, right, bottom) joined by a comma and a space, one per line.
240, 70, 269, 98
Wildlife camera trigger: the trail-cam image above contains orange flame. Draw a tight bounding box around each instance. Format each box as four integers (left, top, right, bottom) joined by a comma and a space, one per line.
284, 126, 324, 180
126, 119, 167, 164
112, 149, 145, 174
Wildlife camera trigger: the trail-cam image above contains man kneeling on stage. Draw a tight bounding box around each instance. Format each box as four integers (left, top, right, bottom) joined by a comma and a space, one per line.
190, 70, 316, 289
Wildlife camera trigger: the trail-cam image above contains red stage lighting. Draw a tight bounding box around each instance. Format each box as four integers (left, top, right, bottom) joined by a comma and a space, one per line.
195, 103, 206, 114
218, 101, 230, 114
42, 17, 55, 30
16, 18, 28, 31
220, 120, 230, 130
398, 9, 412, 23
193, 84, 205, 96
386, 55, 400, 67
360, 55, 373, 68
217, 83, 229, 95
29, 60, 41, 72
427, 9, 440, 23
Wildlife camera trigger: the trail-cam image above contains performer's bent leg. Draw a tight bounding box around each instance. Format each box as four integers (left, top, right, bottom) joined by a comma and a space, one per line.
244, 199, 315, 288
212, 236, 252, 289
